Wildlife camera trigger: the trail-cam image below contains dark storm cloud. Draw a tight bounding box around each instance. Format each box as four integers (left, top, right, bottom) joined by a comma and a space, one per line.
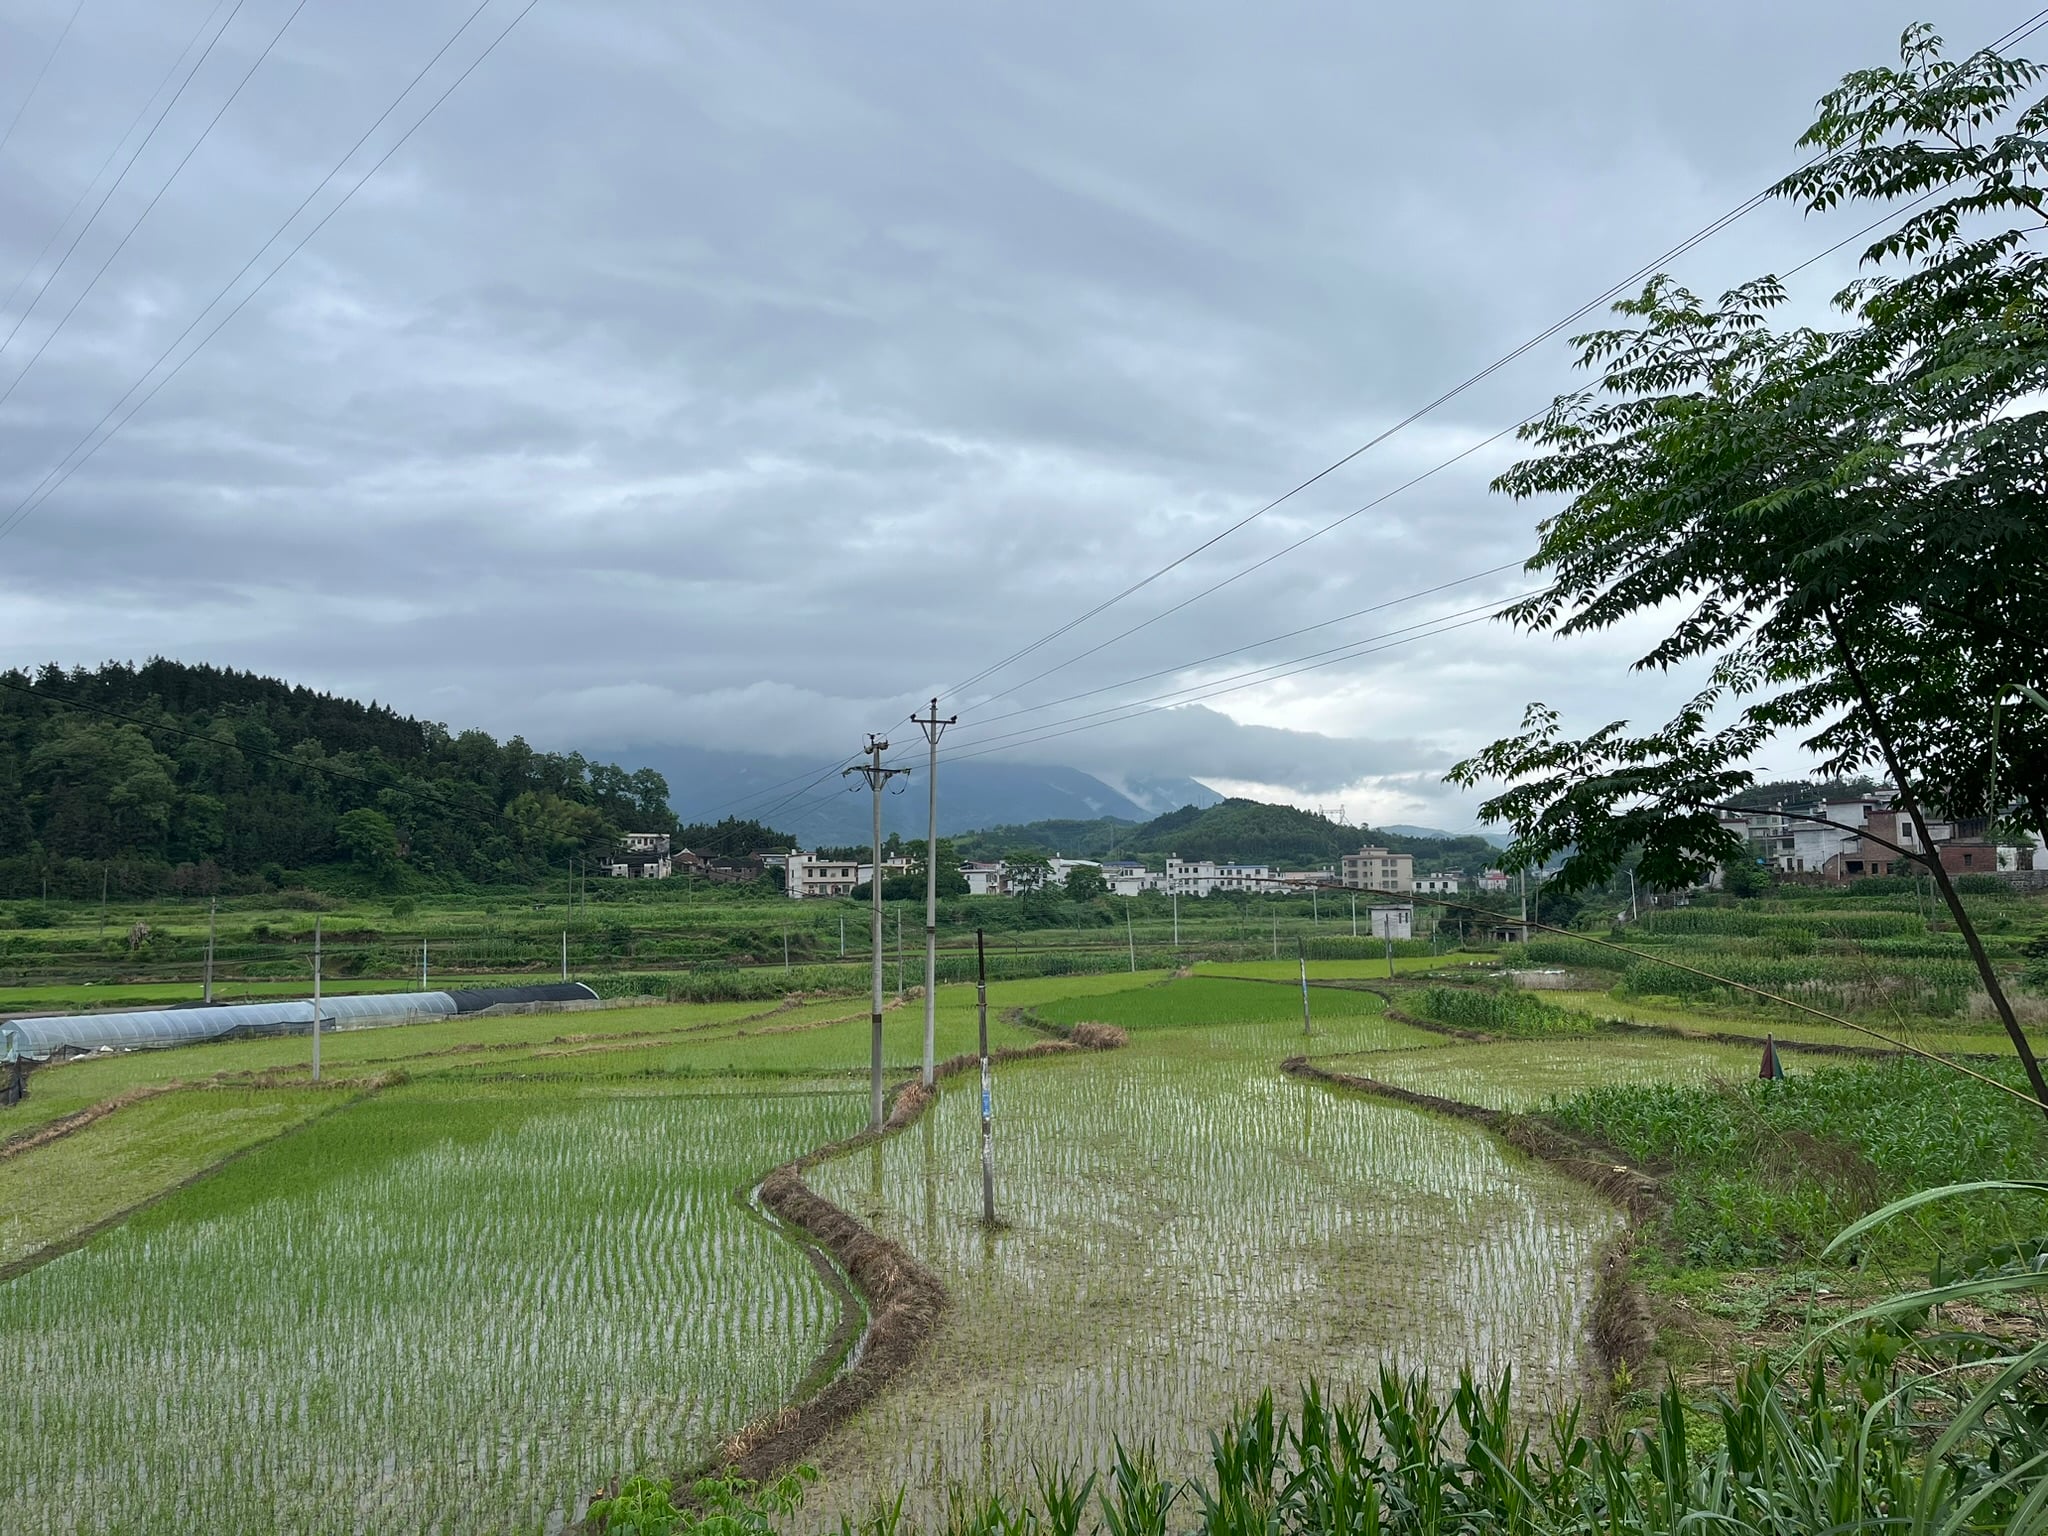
0, 0, 2018, 823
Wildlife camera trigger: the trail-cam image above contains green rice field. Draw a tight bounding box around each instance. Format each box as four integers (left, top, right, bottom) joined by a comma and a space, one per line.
4, 1082, 864, 1533
7, 928, 2044, 1533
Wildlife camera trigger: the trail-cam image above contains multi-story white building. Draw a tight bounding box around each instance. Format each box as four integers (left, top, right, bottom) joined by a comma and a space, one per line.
1164, 856, 1276, 896
961, 861, 1006, 896
607, 831, 673, 878
1339, 846, 1413, 893
1414, 872, 1461, 896
1099, 860, 1159, 896
1477, 868, 1510, 893
854, 857, 912, 888
784, 852, 861, 899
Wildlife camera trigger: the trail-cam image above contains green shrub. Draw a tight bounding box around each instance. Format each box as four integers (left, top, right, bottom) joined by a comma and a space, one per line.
1547, 1059, 2047, 1267
1416, 984, 1593, 1037
389, 896, 418, 919
11, 903, 54, 929
1953, 872, 2005, 894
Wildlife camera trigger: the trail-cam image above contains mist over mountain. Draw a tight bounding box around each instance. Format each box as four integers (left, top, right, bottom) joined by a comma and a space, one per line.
598, 743, 1218, 846
1381, 824, 1514, 850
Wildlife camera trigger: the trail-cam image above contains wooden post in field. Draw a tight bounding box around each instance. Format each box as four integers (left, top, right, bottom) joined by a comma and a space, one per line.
977, 928, 996, 1225
203, 897, 216, 1004
311, 917, 322, 1084
1125, 899, 1136, 972
1298, 938, 1312, 1037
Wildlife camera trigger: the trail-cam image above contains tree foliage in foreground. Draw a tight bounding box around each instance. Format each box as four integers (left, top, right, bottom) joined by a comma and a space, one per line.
1449, 26, 2048, 1098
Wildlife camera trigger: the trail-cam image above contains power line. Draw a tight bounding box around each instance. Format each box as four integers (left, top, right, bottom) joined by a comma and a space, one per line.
0, 0, 315, 412
925, 75, 2020, 771
955, 438, 1535, 719
0, 0, 89, 158
0, 0, 544, 544
959, 566, 1531, 733
0, 0, 231, 329
942, 177, 1987, 733
932, 8, 2048, 710
941, 596, 1539, 764
0, 0, 250, 364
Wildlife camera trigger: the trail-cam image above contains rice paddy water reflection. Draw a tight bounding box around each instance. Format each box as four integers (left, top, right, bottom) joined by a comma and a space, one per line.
800, 1010, 1623, 1529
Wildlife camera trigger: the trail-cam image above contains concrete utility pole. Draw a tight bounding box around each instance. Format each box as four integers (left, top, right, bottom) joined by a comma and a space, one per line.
1298, 938, 1312, 1037
561, 928, 568, 982
1518, 868, 1529, 943
1126, 898, 1137, 972
203, 898, 216, 1005
911, 699, 956, 1089
1172, 887, 1179, 946
421, 939, 429, 991
311, 917, 323, 1084
1351, 894, 1357, 938
845, 736, 908, 1130
976, 928, 996, 1224
98, 863, 107, 939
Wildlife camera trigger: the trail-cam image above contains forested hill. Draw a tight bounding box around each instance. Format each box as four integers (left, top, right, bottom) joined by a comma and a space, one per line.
955, 798, 1498, 871
0, 660, 677, 898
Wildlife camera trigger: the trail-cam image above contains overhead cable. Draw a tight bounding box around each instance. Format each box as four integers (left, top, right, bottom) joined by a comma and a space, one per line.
0, 0, 545, 544
0, 0, 315, 410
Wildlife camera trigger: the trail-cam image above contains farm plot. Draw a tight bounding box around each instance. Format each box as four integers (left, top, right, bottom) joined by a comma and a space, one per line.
798, 1017, 1619, 1528
1314, 1035, 1798, 1112
0, 1080, 864, 1536
1032, 973, 1402, 1034
1538, 989, 2027, 1059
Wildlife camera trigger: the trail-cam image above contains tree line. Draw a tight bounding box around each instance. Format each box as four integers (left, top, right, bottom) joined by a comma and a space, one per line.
0, 660, 677, 898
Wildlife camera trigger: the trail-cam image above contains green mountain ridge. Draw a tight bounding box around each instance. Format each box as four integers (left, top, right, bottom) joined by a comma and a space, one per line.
953, 798, 1498, 872
0, 659, 678, 899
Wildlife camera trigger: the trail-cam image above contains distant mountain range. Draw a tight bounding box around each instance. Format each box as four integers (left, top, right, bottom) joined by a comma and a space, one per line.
593, 743, 1221, 846
1381, 823, 1513, 849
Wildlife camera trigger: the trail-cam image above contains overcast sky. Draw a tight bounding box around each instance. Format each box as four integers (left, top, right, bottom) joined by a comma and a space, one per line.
0, 0, 2023, 828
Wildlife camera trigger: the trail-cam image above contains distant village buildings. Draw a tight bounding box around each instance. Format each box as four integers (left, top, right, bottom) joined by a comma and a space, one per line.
1339, 846, 1414, 893
1714, 797, 2039, 884
606, 831, 673, 879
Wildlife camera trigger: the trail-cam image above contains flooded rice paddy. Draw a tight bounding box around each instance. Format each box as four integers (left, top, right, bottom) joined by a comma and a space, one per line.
800, 1013, 1623, 1528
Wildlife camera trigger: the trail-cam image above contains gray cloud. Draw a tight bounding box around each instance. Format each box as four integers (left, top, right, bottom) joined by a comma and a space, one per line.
0, 0, 2013, 825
